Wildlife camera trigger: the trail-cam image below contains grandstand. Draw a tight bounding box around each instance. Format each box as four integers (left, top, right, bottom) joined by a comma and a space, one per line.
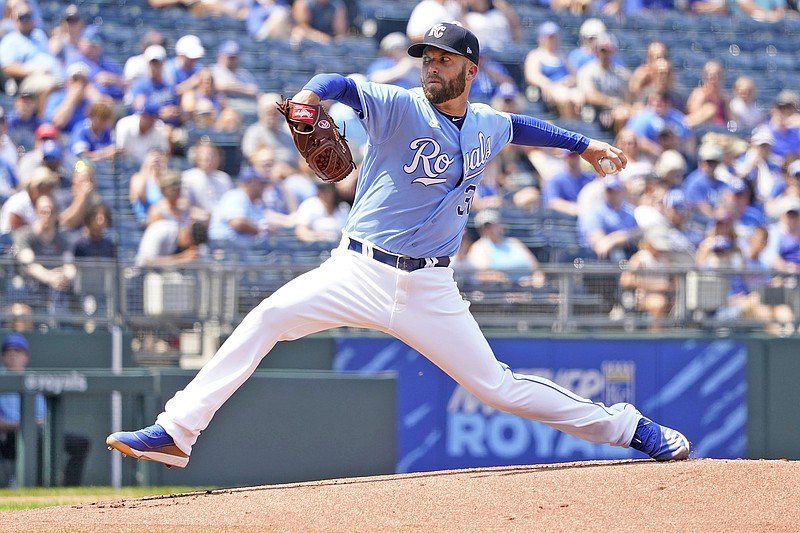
1, 0, 800, 366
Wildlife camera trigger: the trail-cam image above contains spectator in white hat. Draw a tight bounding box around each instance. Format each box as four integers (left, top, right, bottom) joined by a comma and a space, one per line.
123, 30, 167, 83
164, 34, 205, 96
567, 18, 605, 72
128, 45, 182, 127
735, 126, 782, 204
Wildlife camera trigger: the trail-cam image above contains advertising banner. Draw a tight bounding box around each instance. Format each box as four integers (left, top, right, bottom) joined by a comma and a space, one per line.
334, 338, 746, 473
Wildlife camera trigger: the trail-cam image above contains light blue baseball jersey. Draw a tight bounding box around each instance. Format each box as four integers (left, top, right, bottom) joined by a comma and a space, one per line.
307, 75, 588, 258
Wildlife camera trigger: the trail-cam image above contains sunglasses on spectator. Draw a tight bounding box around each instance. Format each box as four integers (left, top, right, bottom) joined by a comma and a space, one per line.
18, 13, 33, 21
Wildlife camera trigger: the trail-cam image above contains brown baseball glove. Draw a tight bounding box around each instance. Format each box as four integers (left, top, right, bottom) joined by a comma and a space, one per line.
276, 99, 356, 183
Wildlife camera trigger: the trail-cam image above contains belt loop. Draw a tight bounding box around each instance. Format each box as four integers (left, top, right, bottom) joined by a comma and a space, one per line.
362, 240, 374, 259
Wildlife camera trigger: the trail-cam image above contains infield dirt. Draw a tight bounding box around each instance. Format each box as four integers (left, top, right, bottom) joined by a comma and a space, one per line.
1, 458, 797, 532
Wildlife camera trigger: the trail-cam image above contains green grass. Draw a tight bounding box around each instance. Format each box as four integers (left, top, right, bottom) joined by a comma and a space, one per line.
0, 486, 211, 511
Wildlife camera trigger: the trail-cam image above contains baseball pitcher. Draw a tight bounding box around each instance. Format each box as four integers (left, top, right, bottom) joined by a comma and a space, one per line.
108, 23, 689, 468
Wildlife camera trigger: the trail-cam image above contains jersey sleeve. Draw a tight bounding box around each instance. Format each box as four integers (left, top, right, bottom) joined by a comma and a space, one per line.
509, 113, 590, 152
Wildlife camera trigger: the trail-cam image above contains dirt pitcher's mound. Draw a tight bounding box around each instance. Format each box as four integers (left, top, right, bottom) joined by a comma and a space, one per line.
2, 459, 798, 532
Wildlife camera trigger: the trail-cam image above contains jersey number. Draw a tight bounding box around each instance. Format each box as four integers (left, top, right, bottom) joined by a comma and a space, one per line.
457, 185, 477, 216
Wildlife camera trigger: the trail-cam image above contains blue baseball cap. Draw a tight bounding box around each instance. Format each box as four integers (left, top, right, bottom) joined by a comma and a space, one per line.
81, 25, 104, 45
239, 166, 266, 183
538, 21, 560, 38
727, 178, 748, 195
2, 333, 29, 353
42, 139, 63, 161
139, 99, 161, 117
663, 189, 687, 210
218, 39, 240, 56
408, 22, 480, 65
603, 174, 623, 190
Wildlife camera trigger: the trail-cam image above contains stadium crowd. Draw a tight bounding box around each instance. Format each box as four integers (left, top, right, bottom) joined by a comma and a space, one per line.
0, 0, 800, 332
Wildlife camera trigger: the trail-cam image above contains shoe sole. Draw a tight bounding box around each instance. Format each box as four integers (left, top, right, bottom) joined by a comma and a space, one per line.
106, 436, 189, 469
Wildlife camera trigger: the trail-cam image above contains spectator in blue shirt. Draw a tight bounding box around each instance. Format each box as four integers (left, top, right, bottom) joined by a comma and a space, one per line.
765, 90, 800, 165
164, 34, 205, 97
625, 91, 695, 160
6, 91, 40, 152
578, 174, 641, 261
43, 62, 92, 134
0, 1, 60, 94
0, 332, 90, 487
543, 151, 595, 217
209, 166, 271, 248
67, 25, 125, 101
683, 142, 728, 219
128, 45, 181, 127
469, 49, 517, 104
68, 101, 115, 160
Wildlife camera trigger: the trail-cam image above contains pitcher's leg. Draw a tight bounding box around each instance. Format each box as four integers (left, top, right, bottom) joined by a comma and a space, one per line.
390, 269, 639, 447
158, 253, 394, 453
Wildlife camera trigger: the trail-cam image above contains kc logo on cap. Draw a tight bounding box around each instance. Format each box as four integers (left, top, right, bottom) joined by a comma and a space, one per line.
429, 24, 446, 38
408, 22, 481, 66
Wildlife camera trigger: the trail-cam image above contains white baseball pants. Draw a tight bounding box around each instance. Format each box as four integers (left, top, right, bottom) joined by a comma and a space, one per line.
157, 242, 640, 455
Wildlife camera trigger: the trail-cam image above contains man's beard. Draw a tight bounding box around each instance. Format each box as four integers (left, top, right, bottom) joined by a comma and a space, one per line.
422, 64, 467, 105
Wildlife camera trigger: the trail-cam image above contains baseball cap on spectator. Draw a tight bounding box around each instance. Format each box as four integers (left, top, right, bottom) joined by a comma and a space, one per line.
66, 62, 90, 80
538, 21, 560, 38
139, 99, 161, 117
698, 143, 723, 162
663, 189, 687, 211
81, 25, 104, 45
35, 123, 59, 140
497, 82, 518, 100
603, 174, 623, 190
474, 209, 500, 227
727, 178, 748, 195
42, 140, 62, 161
644, 226, 672, 252
579, 18, 606, 39
775, 90, 799, 110
379, 32, 409, 54
710, 235, 732, 253
788, 160, 800, 178
750, 127, 774, 146
776, 195, 800, 216
408, 22, 480, 66
176, 35, 205, 59
144, 45, 167, 63
218, 40, 240, 56
63, 4, 80, 22
2, 332, 29, 353
239, 166, 266, 183
654, 149, 687, 178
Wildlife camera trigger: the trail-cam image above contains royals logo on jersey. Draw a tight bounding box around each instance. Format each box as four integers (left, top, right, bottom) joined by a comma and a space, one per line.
404, 132, 492, 187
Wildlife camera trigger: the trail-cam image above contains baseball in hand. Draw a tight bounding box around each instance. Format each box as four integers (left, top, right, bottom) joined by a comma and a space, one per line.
599, 158, 619, 174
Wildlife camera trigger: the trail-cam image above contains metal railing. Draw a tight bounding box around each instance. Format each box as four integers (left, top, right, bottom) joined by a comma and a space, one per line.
1, 256, 797, 363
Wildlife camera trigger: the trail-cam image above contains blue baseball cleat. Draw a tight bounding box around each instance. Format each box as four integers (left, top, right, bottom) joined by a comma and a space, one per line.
106, 424, 189, 468
629, 416, 690, 461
